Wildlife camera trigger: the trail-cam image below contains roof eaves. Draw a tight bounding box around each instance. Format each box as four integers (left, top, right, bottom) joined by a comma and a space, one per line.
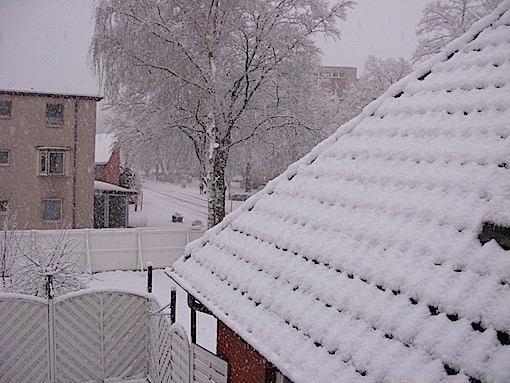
0, 89, 103, 101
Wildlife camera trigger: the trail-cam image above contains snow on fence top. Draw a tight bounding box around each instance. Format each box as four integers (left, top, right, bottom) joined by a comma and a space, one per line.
168, 2, 510, 383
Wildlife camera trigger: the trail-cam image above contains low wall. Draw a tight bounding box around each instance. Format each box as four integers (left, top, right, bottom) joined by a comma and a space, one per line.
11, 227, 206, 273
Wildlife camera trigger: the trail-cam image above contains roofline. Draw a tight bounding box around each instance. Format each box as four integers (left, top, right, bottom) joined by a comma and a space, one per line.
94, 180, 137, 194
0, 89, 103, 101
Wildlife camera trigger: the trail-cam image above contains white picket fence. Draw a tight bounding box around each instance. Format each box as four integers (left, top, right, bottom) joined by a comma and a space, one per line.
0, 290, 228, 383
11, 227, 206, 273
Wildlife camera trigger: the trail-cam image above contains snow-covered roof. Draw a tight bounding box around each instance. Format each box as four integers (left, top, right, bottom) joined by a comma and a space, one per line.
168, 3, 510, 383
95, 133, 116, 164
94, 180, 135, 194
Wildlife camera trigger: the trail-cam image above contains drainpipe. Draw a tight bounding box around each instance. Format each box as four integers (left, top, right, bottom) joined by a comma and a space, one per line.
72, 100, 78, 228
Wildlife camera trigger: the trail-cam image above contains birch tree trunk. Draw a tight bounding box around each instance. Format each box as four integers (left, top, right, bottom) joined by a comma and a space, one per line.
206, 0, 220, 228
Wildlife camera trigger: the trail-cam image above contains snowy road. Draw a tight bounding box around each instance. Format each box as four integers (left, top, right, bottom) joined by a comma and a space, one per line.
129, 179, 244, 228
143, 181, 208, 216
130, 180, 208, 227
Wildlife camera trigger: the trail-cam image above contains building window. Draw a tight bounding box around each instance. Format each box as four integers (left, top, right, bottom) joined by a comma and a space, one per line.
334, 89, 344, 99
39, 149, 65, 176
0, 150, 9, 166
46, 103, 63, 126
42, 199, 62, 222
0, 100, 12, 118
0, 200, 8, 215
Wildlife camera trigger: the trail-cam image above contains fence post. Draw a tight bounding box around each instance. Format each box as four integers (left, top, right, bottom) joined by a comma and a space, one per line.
137, 228, 143, 273
147, 262, 153, 293
47, 275, 56, 383
85, 229, 92, 273
170, 286, 176, 324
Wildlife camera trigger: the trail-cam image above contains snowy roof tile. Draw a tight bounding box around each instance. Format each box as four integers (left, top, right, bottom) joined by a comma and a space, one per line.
168, 3, 510, 383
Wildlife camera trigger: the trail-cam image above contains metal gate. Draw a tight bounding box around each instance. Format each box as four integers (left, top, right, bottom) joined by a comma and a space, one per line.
0, 291, 228, 383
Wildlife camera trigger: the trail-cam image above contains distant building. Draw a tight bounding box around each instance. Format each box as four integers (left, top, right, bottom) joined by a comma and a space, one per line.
0, 90, 101, 229
317, 66, 357, 100
95, 133, 120, 186
93, 133, 135, 228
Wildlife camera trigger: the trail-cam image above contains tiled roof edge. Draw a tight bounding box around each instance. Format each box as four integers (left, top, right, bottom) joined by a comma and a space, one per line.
165, 267, 282, 368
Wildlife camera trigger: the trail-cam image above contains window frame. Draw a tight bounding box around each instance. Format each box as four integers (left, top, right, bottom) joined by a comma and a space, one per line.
0, 150, 9, 166
46, 103, 64, 127
0, 100, 12, 118
0, 200, 8, 215
39, 149, 66, 176
42, 199, 62, 222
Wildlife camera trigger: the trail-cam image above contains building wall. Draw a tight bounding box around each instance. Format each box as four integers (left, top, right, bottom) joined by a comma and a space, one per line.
95, 147, 120, 186
0, 91, 99, 229
318, 66, 357, 99
217, 321, 276, 383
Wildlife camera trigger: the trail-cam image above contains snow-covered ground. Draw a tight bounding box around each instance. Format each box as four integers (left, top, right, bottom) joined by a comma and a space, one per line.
129, 179, 244, 228
129, 180, 208, 228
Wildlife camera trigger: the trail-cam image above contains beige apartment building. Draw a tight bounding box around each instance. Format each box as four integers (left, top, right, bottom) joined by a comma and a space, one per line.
317, 66, 357, 99
0, 90, 101, 229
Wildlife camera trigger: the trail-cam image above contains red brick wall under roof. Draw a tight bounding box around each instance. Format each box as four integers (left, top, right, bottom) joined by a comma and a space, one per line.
95, 147, 120, 185
217, 321, 276, 383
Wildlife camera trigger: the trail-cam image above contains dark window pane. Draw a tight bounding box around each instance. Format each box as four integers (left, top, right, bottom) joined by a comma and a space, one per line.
42, 200, 61, 221
49, 152, 64, 174
0, 101, 11, 117
40, 151, 47, 174
0, 151, 9, 164
94, 195, 106, 228
46, 103, 63, 126
0, 200, 8, 213
108, 195, 127, 228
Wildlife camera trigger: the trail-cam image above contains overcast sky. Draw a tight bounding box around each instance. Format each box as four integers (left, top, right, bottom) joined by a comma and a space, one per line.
0, 0, 429, 95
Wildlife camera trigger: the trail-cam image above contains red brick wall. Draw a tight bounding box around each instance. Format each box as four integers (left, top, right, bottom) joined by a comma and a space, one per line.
217, 321, 275, 383
95, 147, 120, 185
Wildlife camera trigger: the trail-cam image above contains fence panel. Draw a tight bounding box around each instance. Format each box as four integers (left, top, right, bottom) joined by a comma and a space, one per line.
170, 325, 191, 383
102, 292, 148, 379
53, 293, 102, 383
191, 344, 229, 383
11, 227, 205, 273
0, 295, 48, 383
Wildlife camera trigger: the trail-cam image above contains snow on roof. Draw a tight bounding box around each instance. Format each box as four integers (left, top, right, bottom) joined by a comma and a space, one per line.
95, 133, 116, 164
168, 3, 510, 383
94, 180, 135, 194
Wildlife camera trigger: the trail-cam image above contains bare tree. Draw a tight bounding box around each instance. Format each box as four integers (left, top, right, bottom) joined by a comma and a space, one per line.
3, 229, 90, 298
1, 211, 20, 289
413, 0, 503, 62
91, 0, 353, 227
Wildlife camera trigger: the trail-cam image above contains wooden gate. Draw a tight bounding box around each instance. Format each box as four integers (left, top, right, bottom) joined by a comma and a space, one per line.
0, 290, 228, 383
0, 291, 150, 383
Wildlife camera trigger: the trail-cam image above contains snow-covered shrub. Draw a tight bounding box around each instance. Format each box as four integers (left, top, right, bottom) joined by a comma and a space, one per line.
4, 229, 90, 298
1, 211, 20, 289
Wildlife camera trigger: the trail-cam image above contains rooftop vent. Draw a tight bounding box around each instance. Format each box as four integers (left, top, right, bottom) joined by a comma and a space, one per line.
478, 222, 510, 250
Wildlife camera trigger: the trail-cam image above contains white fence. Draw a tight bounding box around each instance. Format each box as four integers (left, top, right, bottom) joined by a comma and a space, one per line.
0, 290, 228, 383
11, 227, 206, 273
